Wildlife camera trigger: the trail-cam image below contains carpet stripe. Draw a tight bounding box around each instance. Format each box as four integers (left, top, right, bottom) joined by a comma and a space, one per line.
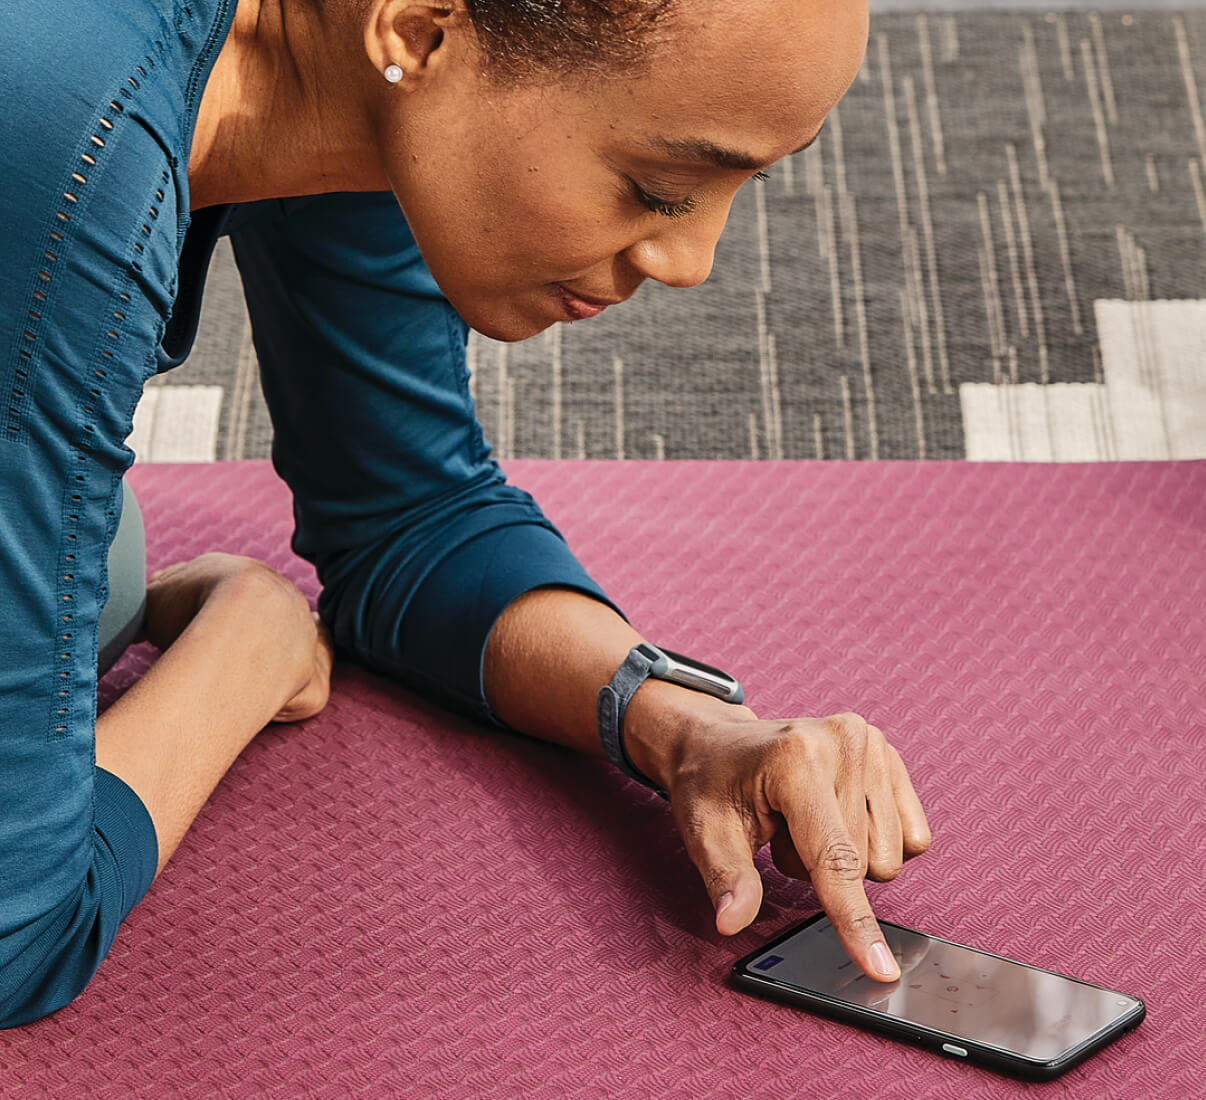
130, 385, 223, 463
961, 299, 1206, 460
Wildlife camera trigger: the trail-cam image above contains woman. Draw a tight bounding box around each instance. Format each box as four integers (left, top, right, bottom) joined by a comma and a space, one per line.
0, 0, 931, 1028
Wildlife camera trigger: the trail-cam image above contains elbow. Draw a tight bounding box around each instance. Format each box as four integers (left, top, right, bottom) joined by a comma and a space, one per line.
1, 869, 113, 1029
1, 778, 155, 1030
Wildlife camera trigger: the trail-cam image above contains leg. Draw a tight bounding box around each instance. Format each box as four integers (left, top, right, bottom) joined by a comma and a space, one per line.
97, 479, 146, 677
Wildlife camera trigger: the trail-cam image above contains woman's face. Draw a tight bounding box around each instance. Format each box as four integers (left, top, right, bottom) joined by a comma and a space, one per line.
373, 0, 869, 341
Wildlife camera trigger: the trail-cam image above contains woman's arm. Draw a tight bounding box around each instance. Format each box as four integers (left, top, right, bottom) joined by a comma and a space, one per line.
227, 192, 625, 723
96, 554, 332, 877
226, 193, 930, 982
484, 587, 932, 983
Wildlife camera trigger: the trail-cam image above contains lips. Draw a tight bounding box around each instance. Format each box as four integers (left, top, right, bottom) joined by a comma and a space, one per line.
553, 284, 623, 320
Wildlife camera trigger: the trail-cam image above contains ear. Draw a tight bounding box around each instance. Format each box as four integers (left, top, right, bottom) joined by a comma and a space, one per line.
363, 0, 471, 83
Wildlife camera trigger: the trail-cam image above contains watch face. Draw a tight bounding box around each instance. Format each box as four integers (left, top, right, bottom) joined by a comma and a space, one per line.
656, 648, 742, 702
658, 648, 734, 681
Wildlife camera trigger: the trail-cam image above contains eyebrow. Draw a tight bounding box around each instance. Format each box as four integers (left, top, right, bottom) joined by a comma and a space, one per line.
650, 123, 827, 172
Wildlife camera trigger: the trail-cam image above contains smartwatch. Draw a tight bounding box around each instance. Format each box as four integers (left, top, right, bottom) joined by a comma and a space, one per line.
597, 643, 745, 799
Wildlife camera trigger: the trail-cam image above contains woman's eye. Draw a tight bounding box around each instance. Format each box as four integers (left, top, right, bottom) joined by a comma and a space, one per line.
631, 181, 699, 219
754, 171, 770, 182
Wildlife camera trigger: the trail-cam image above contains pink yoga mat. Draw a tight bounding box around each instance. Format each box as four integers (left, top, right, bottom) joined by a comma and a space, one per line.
3, 460, 1202, 1098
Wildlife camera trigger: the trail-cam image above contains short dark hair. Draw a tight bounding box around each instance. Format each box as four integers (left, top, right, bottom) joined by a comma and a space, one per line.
464, 0, 677, 79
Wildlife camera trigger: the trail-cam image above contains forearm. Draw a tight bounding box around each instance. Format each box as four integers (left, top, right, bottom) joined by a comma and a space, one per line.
95, 567, 312, 876
482, 587, 751, 791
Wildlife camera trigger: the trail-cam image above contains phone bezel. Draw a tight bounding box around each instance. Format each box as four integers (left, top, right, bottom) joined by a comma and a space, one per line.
730, 913, 1146, 1081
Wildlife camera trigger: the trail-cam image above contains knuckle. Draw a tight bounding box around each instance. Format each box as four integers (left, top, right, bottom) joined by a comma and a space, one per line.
253, 567, 306, 607
826, 711, 869, 746
817, 837, 865, 881
701, 865, 733, 897
309, 678, 332, 712
762, 728, 834, 784
771, 720, 806, 741
867, 860, 901, 883
766, 721, 822, 759
841, 911, 882, 938
223, 555, 278, 585
205, 551, 259, 576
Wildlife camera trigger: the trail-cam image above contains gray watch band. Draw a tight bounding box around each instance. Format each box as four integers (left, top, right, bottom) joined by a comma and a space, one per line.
597, 644, 670, 799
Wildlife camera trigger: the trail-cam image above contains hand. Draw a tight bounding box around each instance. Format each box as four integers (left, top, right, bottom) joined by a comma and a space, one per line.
477, 587, 930, 981
644, 704, 931, 982
272, 612, 334, 724
141, 552, 333, 723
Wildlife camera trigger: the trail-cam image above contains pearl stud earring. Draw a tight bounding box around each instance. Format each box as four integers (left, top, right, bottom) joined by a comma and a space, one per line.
384, 64, 404, 83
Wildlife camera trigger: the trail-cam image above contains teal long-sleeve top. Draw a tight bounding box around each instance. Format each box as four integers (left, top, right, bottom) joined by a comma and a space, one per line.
1, 0, 624, 1029
173, 193, 621, 726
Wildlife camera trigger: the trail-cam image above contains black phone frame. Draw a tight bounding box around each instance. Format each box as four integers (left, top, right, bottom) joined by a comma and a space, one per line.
730, 913, 1146, 1082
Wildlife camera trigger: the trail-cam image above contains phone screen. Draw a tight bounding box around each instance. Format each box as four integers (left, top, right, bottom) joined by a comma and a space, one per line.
744, 917, 1142, 1062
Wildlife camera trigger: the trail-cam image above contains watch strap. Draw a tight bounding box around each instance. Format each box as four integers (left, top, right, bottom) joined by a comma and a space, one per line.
597, 644, 670, 800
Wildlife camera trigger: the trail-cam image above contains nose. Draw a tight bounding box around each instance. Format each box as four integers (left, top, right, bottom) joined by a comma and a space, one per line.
622, 211, 726, 289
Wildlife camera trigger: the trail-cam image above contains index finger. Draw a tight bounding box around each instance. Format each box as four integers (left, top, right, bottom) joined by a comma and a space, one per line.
785, 793, 901, 983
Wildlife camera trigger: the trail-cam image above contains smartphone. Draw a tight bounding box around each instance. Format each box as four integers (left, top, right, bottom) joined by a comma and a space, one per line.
731, 914, 1145, 1081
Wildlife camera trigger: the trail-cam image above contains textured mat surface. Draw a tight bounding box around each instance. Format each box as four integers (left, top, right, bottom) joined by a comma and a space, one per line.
2, 460, 1203, 1098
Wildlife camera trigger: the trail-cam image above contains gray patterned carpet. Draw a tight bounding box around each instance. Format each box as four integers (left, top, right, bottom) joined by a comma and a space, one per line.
151, 9, 1206, 463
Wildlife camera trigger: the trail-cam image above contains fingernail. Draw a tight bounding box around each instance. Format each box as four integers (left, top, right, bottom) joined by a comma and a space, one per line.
870, 942, 899, 979
716, 891, 734, 916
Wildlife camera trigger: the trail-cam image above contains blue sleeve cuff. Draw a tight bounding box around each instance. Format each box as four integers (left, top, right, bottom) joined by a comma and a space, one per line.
397, 522, 626, 727
93, 767, 158, 922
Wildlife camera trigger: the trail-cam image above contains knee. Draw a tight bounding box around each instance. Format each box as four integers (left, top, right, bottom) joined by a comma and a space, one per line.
97, 478, 147, 676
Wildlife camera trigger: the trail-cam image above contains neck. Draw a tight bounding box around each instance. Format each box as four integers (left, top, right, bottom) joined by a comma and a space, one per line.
190, 0, 389, 209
